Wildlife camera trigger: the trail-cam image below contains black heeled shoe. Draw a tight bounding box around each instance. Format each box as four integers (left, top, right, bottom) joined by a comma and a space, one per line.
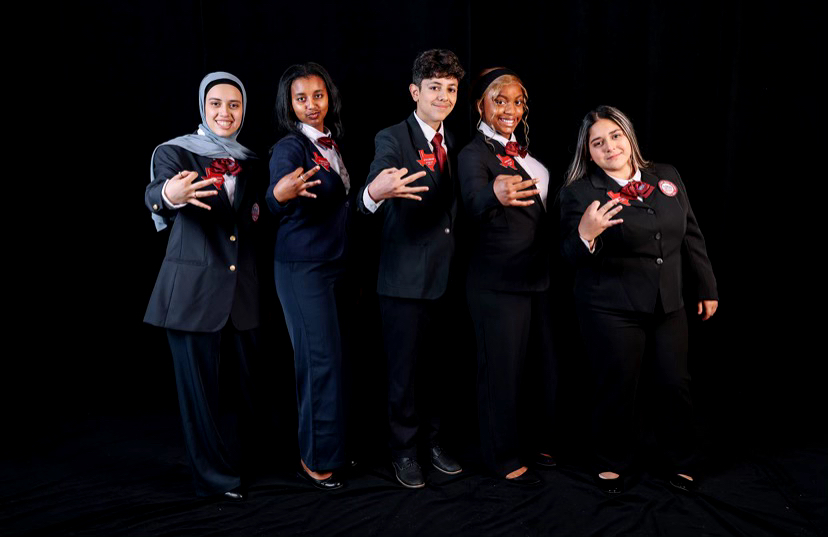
504, 467, 542, 487
594, 473, 624, 494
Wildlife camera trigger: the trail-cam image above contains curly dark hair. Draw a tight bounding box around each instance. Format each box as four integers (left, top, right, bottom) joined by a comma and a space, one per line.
275, 62, 344, 139
412, 49, 465, 87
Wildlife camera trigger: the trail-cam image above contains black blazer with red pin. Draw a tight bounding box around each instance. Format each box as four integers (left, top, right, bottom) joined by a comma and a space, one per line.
458, 131, 550, 293
559, 163, 718, 313
358, 113, 457, 300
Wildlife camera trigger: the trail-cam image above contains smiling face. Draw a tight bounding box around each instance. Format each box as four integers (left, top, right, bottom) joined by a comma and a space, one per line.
588, 118, 634, 179
410, 77, 458, 130
290, 75, 328, 132
481, 82, 525, 138
205, 83, 243, 137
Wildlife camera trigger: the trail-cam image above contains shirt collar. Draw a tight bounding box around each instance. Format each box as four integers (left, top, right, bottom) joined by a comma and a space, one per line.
606, 168, 642, 186
298, 122, 331, 142
478, 121, 516, 147
412, 111, 444, 143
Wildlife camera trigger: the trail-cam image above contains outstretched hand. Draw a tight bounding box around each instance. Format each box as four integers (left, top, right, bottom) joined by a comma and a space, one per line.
577, 198, 625, 246
163, 171, 219, 210
273, 165, 322, 203
366, 167, 428, 202
494, 174, 539, 207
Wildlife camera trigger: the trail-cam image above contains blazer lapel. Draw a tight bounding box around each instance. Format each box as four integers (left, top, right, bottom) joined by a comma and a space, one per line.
490, 136, 544, 211
406, 114, 441, 191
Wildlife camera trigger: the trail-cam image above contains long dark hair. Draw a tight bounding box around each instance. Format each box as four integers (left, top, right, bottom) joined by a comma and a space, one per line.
275, 62, 344, 139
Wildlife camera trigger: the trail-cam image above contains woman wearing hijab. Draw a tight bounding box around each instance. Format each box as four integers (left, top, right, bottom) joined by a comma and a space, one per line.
458, 68, 557, 487
266, 63, 351, 490
560, 105, 718, 494
144, 71, 262, 501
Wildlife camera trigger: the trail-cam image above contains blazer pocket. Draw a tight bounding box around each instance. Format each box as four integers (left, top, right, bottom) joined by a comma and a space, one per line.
166, 217, 208, 266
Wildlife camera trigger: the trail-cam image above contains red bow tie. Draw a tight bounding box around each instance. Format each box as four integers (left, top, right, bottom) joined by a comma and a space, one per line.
504, 142, 528, 158
317, 136, 339, 152
210, 158, 242, 176
619, 180, 654, 201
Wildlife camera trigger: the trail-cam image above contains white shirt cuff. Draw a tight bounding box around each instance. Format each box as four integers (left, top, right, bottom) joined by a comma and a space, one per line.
362, 186, 384, 213
162, 179, 187, 210
580, 236, 596, 254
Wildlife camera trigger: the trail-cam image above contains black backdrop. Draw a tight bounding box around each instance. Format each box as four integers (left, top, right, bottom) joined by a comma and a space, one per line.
12, 0, 826, 463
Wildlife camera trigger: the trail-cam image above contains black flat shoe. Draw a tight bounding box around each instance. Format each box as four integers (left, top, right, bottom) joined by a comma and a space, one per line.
222, 487, 247, 501
431, 445, 462, 475
595, 473, 623, 494
534, 452, 557, 468
392, 457, 425, 489
297, 466, 344, 490
669, 474, 697, 493
504, 468, 542, 487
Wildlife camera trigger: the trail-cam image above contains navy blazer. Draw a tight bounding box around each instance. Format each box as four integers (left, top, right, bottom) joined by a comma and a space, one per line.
144, 145, 262, 332
266, 133, 351, 262
559, 163, 718, 313
458, 132, 550, 293
358, 114, 457, 299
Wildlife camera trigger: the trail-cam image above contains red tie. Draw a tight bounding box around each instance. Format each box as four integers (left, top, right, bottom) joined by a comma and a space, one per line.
317, 136, 339, 152
432, 133, 447, 173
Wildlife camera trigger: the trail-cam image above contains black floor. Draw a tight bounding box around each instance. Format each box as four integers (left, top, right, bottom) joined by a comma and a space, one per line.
2, 414, 825, 537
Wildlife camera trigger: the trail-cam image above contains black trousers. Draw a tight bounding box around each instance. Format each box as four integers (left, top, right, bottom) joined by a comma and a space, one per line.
167, 324, 258, 496
378, 294, 452, 459
467, 287, 557, 476
275, 259, 348, 472
576, 302, 697, 475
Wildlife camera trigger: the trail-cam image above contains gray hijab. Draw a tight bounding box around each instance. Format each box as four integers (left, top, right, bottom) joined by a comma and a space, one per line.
149, 71, 257, 231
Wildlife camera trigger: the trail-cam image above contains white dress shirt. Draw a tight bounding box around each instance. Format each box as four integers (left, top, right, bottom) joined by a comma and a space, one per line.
298, 122, 350, 194
478, 122, 549, 209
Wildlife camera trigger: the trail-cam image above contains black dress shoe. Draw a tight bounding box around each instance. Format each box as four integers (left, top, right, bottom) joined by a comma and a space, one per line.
297, 466, 344, 490
504, 468, 542, 487
534, 452, 557, 468
392, 457, 425, 489
222, 487, 247, 501
431, 445, 462, 475
595, 474, 624, 494
669, 474, 697, 493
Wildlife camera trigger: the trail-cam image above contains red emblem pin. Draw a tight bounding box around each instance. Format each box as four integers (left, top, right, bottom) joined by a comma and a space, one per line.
251, 202, 260, 222
658, 180, 678, 197
607, 190, 631, 206
416, 150, 437, 172
496, 155, 517, 170
312, 152, 331, 171
203, 167, 225, 189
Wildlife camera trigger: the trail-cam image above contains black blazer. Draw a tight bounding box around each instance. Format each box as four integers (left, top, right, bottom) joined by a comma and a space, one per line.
458, 132, 549, 293
144, 145, 262, 332
358, 114, 456, 299
559, 163, 718, 313
266, 133, 351, 262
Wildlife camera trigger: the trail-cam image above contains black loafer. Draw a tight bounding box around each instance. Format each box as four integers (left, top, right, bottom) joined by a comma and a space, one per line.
297, 466, 344, 490
431, 445, 462, 475
392, 457, 425, 489
534, 452, 557, 468
222, 487, 247, 501
669, 474, 697, 493
504, 468, 542, 487
595, 473, 623, 494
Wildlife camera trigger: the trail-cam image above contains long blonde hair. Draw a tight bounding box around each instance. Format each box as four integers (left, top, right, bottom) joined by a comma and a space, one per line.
564, 105, 651, 185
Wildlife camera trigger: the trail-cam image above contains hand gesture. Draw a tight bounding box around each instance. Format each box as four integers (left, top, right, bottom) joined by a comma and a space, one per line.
577, 198, 624, 245
163, 170, 219, 210
366, 167, 428, 202
493, 174, 539, 207
273, 166, 322, 203
697, 300, 718, 321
